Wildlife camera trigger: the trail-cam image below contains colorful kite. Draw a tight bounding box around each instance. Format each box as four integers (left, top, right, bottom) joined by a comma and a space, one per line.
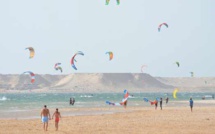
143, 98, 158, 105
106, 90, 129, 107
54, 63, 63, 73
105, 51, 113, 61
25, 47, 35, 59
71, 51, 84, 70
158, 23, 168, 32
143, 98, 149, 102
23, 71, 35, 84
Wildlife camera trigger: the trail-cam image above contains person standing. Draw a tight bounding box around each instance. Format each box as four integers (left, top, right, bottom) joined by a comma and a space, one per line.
155, 100, 158, 110
70, 97, 75, 105
160, 98, 163, 110
52, 108, 61, 131
70, 98, 72, 105
40, 105, 51, 131
189, 98, 194, 112
166, 97, 169, 104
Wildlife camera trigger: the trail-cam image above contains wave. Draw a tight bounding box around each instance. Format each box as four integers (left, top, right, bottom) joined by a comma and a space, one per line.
80, 95, 93, 98
0, 96, 8, 101
128, 96, 137, 98
38, 94, 47, 97
205, 95, 213, 98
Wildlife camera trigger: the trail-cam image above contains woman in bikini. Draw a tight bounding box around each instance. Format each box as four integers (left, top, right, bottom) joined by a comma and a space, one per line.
52, 108, 61, 131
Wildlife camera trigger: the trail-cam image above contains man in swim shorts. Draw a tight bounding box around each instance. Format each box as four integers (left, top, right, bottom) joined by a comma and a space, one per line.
40, 105, 51, 131
52, 108, 61, 131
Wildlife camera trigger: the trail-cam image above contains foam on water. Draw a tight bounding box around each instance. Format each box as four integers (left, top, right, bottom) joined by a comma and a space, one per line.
80, 95, 93, 98
0, 96, 8, 101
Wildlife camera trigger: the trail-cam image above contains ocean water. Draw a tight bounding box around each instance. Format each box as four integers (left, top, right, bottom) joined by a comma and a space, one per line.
0, 92, 214, 119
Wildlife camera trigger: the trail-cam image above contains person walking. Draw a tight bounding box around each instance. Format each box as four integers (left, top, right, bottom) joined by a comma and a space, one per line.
40, 105, 51, 131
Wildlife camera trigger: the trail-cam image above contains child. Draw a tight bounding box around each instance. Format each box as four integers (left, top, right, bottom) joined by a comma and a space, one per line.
52, 108, 61, 131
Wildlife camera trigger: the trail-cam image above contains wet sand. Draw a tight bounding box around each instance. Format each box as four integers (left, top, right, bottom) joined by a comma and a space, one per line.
0, 107, 215, 134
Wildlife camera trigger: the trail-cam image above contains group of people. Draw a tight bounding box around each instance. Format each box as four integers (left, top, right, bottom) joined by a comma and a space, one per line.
40, 96, 194, 131
40, 105, 61, 131
154, 97, 169, 110
153, 97, 193, 112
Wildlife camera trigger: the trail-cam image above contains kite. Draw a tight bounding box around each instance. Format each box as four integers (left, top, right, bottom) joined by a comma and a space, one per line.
141, 65, 147, 73
158, 23, 168, 32
105, 51, 113, 61
105, 0, 120, 5
175, 62, 180, 67
54, 63, 63, 73
143, 98, 158, 105
143, 98, 149, 102
71, 51, 84, 70
25, 47, 35, 59
106, 90, 129, 107
23, 71, 35, 84
150, 100, 158, 105
173, 88, 178, 99
105, 0, 110, 5
116, 0, 120, 5
190, 72, 194, 77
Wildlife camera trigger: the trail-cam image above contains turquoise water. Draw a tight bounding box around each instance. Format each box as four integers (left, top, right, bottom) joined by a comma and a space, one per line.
0, 92, 214, 119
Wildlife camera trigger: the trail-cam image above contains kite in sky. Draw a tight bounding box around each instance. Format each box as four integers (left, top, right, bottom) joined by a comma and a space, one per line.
25, 47, 35, 59
158, 23, 168, 32
23, 71, 35, 84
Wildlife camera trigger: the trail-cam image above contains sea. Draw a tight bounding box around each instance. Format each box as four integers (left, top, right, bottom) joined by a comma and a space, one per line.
0, 92, 214, 119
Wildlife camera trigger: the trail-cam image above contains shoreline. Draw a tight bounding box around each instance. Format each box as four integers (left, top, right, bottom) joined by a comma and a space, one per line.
1, 103, 215, 120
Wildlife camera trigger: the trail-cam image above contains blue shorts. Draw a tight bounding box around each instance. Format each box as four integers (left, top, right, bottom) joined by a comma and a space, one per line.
42, 116, 48, 123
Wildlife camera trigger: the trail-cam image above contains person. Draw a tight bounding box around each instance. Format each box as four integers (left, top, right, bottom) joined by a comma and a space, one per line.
155, 100, 158, 110
212, 94, 214, 99
70, 98, 75, 105
123, 100, 127, 109
160, 98, 163, 110
70, 98, 72, 105
189, 98, 194, 112
52, 108, 61, 131
40, 105, 51, 131
166, 97, 169, 104
72, 98, 75, 105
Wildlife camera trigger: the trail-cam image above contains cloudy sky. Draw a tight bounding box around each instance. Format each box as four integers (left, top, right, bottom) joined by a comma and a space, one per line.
0, 0, 214, 77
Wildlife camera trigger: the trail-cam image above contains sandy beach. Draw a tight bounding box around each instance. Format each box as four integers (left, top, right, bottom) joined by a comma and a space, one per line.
0, 107, 215, 134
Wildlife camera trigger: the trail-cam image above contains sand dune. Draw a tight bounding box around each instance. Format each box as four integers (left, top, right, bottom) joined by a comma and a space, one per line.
0, 73, 215, 92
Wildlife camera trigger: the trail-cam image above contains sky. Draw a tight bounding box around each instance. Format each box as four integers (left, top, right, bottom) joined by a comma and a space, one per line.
0, 0, 214, 77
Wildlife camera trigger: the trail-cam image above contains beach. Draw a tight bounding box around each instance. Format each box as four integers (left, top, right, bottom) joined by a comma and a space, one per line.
0, 107, 215, 134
